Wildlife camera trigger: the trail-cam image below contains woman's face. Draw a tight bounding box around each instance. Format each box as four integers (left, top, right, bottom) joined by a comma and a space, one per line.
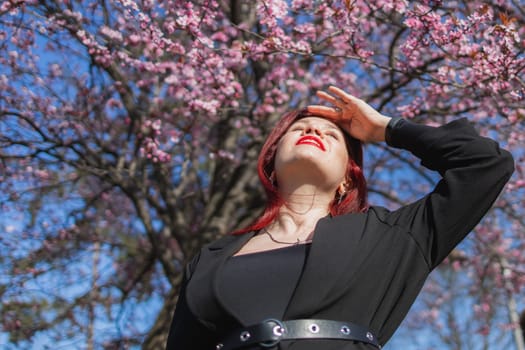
274, 116, 350, 190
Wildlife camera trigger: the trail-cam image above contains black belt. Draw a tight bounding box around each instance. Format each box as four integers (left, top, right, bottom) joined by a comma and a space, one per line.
216, 319, 381, 349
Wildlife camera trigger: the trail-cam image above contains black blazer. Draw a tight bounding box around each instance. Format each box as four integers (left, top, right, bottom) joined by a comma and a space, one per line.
166, 118, 514, 350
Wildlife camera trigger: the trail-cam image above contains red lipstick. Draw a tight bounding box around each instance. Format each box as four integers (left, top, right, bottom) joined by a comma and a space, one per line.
296, 136, 326, 151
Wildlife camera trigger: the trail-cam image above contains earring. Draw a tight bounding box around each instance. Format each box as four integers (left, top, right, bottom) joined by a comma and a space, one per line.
269, 171, 277, 187
337, 181, 350, 205
337, 190, 346, 205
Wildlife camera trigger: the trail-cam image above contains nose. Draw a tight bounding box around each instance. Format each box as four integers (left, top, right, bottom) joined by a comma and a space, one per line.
304, 125, 324, 138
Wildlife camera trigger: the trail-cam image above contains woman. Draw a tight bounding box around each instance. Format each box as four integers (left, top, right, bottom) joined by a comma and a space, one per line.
166, 86, 514, 349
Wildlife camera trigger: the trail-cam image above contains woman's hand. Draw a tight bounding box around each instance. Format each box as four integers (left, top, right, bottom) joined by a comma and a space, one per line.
307, 86, 392, 143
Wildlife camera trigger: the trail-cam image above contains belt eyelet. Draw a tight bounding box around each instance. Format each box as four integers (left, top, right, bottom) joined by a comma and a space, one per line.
259, 318, 285, 348
239, 331, 251, 342
308, 323, 320, 333
273, 324, 284, 336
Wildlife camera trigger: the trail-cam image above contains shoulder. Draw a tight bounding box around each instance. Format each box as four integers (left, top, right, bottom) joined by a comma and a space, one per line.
185, 232, 252, 277
366, 205, 392, 220
206, 232, 247, 250
360, 205, 399, 229
323, 206, 394, 228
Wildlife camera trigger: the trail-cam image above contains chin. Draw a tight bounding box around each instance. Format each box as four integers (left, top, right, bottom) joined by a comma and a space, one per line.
278, 162, 343, 187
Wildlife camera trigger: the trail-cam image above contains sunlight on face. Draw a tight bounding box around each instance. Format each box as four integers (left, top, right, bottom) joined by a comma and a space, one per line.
274, 117, 350, 189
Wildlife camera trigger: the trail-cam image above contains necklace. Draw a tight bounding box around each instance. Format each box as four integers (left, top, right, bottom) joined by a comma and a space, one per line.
262, 228, 313, 245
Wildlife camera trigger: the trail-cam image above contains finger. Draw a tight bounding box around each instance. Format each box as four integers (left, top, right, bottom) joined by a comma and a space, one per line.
315, 90, 340, 105
306, 105, 341, 119
316, 91, 350, 115
327, 86, 357, 104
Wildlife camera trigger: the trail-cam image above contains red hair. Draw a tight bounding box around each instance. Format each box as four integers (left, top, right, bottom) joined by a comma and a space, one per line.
233, 109, 368, 235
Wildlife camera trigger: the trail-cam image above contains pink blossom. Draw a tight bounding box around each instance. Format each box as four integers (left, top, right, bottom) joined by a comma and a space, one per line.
8, 50, 18, 60
404, 17, 424, 30
49, 63, 62, 78
128, 34, 141, 45
62, 9, 83, 23
291, 0, 313, 11
100, 26, 123, 42
257, 0, 289, 27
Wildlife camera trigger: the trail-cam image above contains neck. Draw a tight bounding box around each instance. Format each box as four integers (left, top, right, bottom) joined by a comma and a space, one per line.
270, 184, 333, 237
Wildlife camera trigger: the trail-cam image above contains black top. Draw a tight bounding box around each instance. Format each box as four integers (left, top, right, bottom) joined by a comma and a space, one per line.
219, 244, 311, 326
218, 243, 373, 349
166, 118, 515, 350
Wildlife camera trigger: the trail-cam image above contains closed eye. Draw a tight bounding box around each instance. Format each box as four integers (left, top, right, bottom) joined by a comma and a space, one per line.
288, 128, 303, 135
326, 131, 340, 139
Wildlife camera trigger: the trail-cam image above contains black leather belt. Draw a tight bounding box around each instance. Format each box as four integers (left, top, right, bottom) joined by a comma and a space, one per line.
216, 319, 381, 349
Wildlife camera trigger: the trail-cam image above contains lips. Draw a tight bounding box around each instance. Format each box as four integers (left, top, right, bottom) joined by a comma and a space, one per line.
295, 135, 326, 151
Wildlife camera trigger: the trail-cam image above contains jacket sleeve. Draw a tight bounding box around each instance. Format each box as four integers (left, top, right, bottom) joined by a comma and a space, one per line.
383, 117, 514, 269
165, 253, 218, 350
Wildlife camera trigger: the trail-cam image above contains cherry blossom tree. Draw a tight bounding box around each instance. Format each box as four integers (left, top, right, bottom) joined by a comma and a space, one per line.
0, 0, 523, 349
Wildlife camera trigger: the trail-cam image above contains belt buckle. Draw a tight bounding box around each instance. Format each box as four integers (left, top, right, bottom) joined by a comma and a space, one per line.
259, 318, 285, 348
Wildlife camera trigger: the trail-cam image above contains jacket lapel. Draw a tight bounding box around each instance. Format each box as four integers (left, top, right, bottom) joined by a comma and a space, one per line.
284, 213, 368, 318
185, 232, 255, 328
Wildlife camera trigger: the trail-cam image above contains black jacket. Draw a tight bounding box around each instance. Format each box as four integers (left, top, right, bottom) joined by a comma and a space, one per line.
166, 118, 514, 349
